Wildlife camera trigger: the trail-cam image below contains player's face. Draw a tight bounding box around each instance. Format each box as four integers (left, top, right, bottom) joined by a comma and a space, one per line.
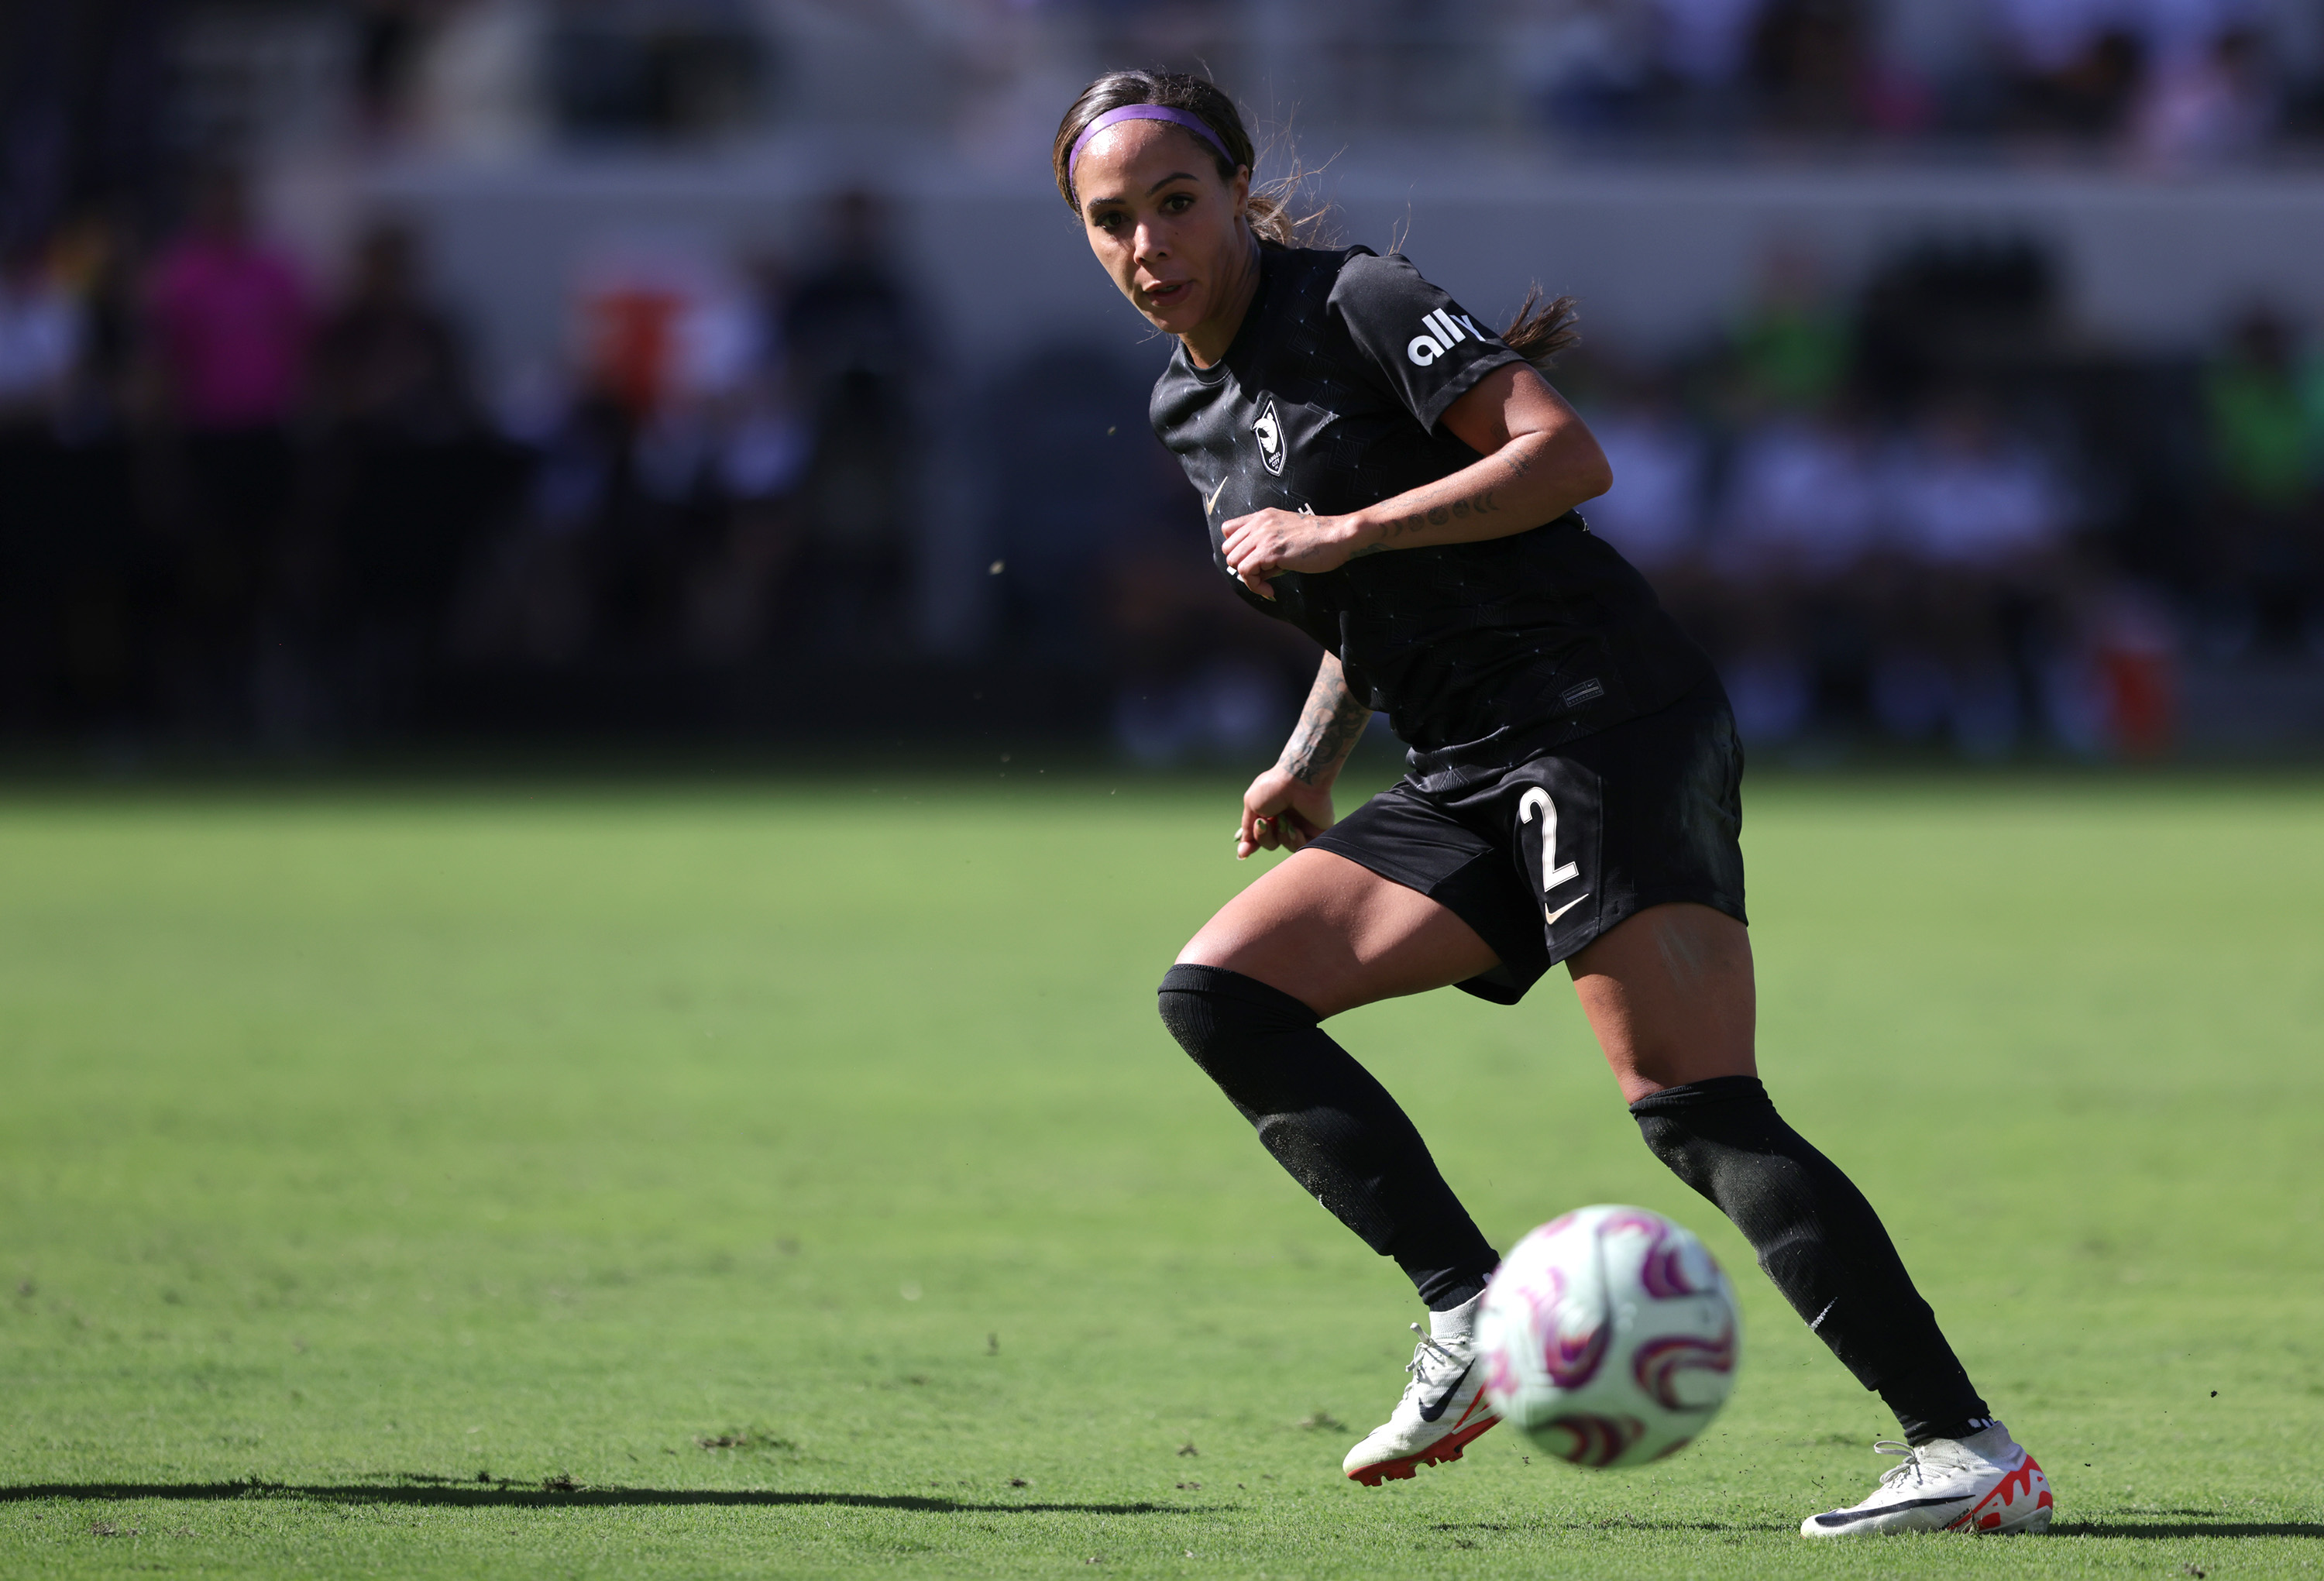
1076, 122, 1253, 349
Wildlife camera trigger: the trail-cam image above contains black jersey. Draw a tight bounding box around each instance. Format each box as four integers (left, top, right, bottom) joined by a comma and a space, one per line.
1148, 243, 1715, 789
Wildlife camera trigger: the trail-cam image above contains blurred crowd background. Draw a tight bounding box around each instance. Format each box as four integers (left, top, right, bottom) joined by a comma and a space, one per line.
5, 0, 2324, 764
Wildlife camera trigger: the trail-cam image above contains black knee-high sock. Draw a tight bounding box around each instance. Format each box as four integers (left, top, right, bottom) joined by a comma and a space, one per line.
1631, 1075, 1991, 1445
1157, 964, 1498, 1310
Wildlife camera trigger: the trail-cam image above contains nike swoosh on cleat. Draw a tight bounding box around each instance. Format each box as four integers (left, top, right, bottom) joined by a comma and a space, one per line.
1810, 1495, 1972, 1528
1415, 1359, 1473, 1423
1544, 892, 1590, 926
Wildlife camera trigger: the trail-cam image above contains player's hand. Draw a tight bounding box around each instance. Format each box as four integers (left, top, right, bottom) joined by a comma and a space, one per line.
1236, 768, 1334, 861
1220, 507, 1357, 599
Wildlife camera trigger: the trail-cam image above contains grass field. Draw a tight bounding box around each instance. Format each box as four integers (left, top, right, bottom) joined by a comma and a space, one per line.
2, 767, 2321, 1578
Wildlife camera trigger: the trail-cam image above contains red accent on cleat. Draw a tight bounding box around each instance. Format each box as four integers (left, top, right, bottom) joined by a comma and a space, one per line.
1948, 1452, 2052, 1535
1345, 1413, 1499, 1486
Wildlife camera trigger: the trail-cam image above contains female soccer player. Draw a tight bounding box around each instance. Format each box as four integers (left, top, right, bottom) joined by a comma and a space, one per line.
1054, 71, 2054, 1538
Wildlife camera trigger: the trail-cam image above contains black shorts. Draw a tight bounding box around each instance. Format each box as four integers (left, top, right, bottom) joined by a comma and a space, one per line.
1310, 690, 1748, 1005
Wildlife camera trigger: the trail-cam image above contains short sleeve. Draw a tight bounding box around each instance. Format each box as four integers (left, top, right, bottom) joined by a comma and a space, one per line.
1328, 251, 1527, 433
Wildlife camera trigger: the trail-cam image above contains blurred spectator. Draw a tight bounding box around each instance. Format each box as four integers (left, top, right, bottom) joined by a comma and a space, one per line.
453, 383, 622, 672
0, 242, 82, 423
313, 222, 470, 435
1583, 381, 1710, 578
1656, 0, 1769, 90
1886, 394, 2074, 573
1730, 248, 1853, 412
1710, 404, 1882, 741
143, 170, 313, 734
146, 172, 309, 433
545, 0, 772, 145
675, 248, 813, 662
353, 0, 441, 138
2130, 26, 2275, 170
1717, 407, 1881, 580
0, 239, 84, 727
1854, 237, 2058, 410
43, 214, 139, 437
2198, 308, 2324, 651
311, 218, 503, 728
1577, 370, 1731, 703
785, 191, 922, 659
1876, 390, 2076, 754
1527, 0, 1773, 133
30, 216, 146, 734
1520, 0, 1659, 132
2003, 24, 2147, 138
683, 376, 810, 663
1748, 0, 1875, 134
557, 239, 767, 662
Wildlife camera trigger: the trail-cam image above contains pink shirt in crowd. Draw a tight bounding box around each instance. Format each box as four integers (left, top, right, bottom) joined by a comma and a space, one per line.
146, 235, 311, 429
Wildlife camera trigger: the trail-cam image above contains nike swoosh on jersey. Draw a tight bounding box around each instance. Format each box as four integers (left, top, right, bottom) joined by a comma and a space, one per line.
1545, 892, 1590, 926
1205, 476, 1229, 514
1416, 1359, 1474, 1423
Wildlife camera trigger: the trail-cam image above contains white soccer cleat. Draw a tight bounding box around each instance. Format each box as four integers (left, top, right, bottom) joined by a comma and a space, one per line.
1800, 1422, 2054, 1537
1342, 1295, 1500, 1486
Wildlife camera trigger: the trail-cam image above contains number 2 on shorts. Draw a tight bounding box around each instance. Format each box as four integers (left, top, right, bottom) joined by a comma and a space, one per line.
1518, 787, 1580, 895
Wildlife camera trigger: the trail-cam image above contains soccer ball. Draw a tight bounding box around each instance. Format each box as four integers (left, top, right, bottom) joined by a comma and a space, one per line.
1477, 1205, 1741, 1468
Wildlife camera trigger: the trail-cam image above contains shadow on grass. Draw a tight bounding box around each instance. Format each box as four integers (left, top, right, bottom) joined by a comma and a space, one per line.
1432, 1520, 1793, 1535
2048, 1521, 2324, 1540
0, 1480, 1206, 1517
1421, 1514, 2324, 1541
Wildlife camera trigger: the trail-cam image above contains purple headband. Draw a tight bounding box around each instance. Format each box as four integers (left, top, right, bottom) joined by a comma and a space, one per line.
1067, 105, 1236, 197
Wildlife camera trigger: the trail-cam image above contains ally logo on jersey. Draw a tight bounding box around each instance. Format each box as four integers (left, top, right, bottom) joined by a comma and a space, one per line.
1407, 308, 1492, 367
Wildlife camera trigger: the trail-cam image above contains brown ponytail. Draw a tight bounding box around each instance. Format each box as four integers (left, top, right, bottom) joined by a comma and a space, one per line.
1052, 70, 1331, 247
1501, 284, 1581, 371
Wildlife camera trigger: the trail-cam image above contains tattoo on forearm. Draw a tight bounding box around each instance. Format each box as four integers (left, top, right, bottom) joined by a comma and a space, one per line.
1281, 667, 1371, 785
1351, 487, 1501, 557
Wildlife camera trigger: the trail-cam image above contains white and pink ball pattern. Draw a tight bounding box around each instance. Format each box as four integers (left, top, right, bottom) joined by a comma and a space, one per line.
1476, 1205, 1741, 1469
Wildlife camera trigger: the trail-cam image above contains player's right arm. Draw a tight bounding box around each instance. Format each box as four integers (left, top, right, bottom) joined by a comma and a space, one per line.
1236, 652, 1370, 860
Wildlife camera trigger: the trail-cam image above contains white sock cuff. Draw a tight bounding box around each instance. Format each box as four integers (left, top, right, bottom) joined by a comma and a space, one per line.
1428, 1291, 1485, 1345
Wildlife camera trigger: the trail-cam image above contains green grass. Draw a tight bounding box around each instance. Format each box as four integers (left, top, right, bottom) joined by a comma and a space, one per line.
2, 768, 2320, 1578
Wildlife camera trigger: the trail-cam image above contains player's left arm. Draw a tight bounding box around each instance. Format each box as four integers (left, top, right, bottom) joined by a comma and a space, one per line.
1219, 363, 1610, 597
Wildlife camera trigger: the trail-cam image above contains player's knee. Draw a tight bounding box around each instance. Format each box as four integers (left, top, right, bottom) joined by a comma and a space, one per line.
1628, 1075, 1774, 1200
1633, 1109, 1716, 1198
1157, 964, 1318, 1070
1153, 962, 1320, 1097
1155, 969, 1208, 1054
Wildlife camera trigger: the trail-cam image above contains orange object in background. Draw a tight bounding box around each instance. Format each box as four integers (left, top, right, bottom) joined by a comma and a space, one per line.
2091, 587, 2178, 760
581, 285, 684, 418
2100, 645, 2175, 759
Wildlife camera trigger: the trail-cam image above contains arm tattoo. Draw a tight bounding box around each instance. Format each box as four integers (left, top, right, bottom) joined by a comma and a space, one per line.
1351, 488, 1501, 558
1281, 663, 1371, 785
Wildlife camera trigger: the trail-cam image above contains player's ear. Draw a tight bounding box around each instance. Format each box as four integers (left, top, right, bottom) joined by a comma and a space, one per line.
1230, 164, 1251, 219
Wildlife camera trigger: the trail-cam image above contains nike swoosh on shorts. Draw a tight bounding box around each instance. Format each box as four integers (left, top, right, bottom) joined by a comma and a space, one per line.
1545, 892, 1590, 926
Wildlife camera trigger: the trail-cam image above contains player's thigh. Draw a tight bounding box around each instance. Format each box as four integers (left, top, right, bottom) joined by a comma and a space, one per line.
1566, 901, 1757, 1104
1177, 847, 1500, 1019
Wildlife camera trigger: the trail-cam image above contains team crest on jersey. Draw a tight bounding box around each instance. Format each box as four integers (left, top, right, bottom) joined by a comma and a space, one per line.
1252, 397, 1285, 476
